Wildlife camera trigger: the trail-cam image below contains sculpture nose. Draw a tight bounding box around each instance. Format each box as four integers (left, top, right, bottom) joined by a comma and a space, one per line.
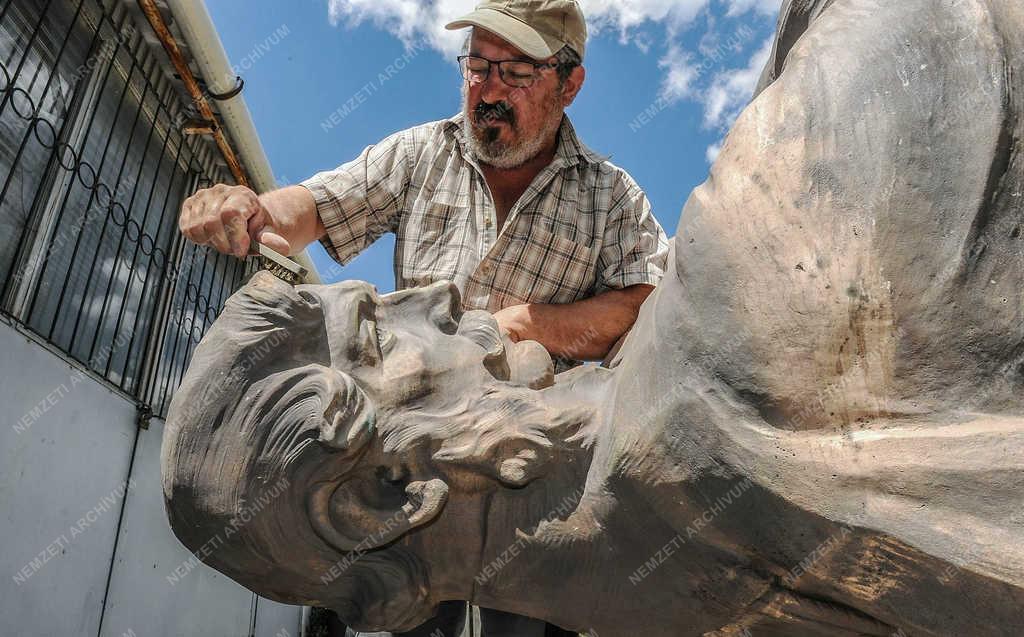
385, 280, 463, 334
457, 310, 510, 381
376, 282, 464, 337
423, 280, 462, 334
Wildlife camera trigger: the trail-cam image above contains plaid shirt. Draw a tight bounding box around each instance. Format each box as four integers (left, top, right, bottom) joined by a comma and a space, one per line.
302, 114, 669, 313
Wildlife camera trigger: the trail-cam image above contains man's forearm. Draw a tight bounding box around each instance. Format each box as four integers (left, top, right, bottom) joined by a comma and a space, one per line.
258, 185, 326, 255
495, 284, 654, 360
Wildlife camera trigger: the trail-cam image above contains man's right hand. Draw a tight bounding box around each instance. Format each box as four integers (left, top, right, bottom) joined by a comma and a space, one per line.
179, 184, 292, 258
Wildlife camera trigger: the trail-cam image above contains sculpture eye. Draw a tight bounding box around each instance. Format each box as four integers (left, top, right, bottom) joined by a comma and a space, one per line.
432, 312, 459, 335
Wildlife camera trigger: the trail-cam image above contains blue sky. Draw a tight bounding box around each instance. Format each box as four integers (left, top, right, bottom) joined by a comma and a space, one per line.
208, 0, 781, 291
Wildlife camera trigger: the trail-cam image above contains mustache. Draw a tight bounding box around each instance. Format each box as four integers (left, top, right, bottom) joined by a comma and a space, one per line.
472, 100, 515, 127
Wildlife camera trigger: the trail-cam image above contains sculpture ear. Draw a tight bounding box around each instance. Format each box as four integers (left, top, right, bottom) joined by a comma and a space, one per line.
308, 371, 447, 552
308, 477, 449, 552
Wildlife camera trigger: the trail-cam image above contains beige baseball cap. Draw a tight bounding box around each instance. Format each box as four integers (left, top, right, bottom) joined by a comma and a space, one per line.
445, 0, 587, 62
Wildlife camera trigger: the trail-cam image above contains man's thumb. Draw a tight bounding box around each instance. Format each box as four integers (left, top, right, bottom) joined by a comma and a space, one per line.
255, 228, 291, 256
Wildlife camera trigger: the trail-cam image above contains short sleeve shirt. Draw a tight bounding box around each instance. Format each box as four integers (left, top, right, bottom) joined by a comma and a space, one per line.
301, 113, 669, 313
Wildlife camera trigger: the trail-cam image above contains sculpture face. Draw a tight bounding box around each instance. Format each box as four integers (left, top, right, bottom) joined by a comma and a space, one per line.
162, 272, 578, 630
324, 276, 504, 404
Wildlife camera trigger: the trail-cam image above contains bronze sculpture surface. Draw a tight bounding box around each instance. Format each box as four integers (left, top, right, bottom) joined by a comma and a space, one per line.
162, 0, 1024, 634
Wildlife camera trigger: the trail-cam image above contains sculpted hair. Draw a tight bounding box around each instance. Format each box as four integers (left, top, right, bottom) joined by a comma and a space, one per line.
162, 272, 432, 628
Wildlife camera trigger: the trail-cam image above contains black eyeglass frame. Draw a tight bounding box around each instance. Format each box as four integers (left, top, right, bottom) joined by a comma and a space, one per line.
457, 54, 558, 88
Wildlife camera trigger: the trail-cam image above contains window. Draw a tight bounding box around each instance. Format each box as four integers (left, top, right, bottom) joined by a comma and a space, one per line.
0, 0, 256, 417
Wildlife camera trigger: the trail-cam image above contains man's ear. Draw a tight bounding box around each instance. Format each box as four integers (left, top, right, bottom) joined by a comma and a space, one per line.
560, 65, 585, 107
308, 476, 449, 552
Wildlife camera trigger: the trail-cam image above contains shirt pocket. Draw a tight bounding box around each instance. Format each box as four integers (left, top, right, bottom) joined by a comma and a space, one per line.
497, 226, 597, 305
398, 200, 468, 287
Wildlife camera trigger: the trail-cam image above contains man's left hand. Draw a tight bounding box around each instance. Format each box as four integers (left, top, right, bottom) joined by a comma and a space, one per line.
489, 284, 654, 360
493, 304, 531, 343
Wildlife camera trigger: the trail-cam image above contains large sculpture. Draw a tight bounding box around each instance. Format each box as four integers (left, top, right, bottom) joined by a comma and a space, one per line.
162, 0, 1024, 635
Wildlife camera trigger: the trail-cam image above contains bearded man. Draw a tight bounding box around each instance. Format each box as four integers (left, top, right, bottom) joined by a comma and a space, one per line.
177, 1, 668, 634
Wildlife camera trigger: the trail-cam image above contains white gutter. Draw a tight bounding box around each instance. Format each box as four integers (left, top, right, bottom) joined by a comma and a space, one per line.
164, 0, 320, 283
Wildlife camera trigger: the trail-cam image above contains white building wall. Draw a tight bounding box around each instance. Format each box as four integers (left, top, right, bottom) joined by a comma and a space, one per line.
0, 321, 303, 636
1, 320, 135, 636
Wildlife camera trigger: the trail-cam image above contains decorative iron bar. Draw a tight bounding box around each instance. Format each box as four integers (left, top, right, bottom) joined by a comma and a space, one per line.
0, 0, 257, 418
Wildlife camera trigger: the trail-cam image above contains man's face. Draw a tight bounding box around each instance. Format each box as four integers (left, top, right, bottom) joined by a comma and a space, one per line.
462, 29, 568, 168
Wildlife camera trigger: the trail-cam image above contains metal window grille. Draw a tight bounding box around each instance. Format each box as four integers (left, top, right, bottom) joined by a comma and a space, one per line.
0, 0, 257, 418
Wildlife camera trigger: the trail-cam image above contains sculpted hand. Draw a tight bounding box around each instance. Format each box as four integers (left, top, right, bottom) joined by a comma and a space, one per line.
179, 184, 291, 258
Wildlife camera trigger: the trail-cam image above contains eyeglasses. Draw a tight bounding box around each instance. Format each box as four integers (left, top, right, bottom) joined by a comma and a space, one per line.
457, 55, 557, 89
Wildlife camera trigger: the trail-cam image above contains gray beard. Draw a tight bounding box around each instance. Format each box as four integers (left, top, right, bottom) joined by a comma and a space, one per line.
462, 89, 565, 169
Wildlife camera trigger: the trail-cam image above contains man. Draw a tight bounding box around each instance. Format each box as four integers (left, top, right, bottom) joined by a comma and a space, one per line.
178, 0, 668, 633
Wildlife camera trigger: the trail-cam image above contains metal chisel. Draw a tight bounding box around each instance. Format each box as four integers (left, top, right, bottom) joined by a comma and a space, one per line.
255, 242, 307, 285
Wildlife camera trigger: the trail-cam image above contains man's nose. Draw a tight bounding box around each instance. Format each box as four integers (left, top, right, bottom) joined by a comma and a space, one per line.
479, 67, 511, 104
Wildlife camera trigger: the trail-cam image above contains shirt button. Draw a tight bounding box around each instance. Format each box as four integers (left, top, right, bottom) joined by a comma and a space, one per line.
480, 262, 493, 276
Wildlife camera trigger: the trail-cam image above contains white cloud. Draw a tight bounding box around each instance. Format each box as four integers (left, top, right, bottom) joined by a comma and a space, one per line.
705, 142, 721, 163
327, 0, 475, 58
325, 0, 712, 58
696, 36, 772, 164
583, 0, 709, 40
700, 36, 772, 130
656, 19, 758, 105
724, 0, 783, 17
657, 44, 700, 102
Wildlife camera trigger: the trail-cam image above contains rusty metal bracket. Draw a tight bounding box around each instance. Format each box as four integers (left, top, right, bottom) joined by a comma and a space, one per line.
136, 403, 153, 430
137, 0, 250, 188
206, 75, 244, 101
181, 118, 218, 135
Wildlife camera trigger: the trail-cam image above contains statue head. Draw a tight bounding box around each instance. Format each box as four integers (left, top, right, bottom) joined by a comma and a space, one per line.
162, 272, 591, 630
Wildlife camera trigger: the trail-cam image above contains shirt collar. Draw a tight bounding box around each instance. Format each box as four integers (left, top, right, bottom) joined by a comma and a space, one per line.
447, 112, 606, 169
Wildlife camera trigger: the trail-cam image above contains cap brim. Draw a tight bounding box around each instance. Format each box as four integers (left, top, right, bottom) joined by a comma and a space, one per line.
445, 8, 564, 60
